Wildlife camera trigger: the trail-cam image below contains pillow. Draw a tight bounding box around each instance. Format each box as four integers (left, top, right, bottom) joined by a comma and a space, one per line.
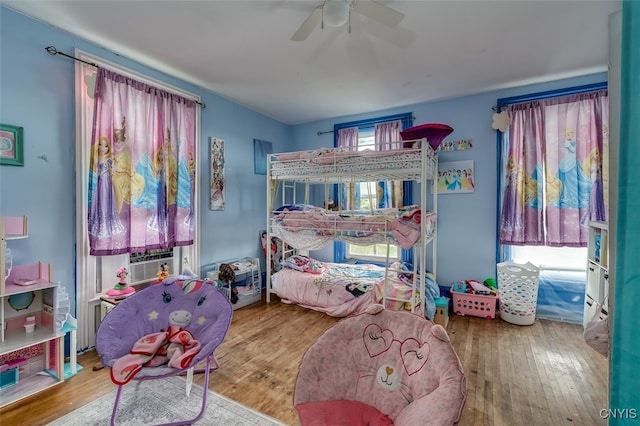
399, 123, 454, 151
283, 255, 323, 274
273, 204, 317, 212
295, 400, 394, 426
275, 152, 303, 161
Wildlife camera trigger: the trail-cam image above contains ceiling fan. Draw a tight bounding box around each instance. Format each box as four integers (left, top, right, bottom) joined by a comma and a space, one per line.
291, 0, 405, 42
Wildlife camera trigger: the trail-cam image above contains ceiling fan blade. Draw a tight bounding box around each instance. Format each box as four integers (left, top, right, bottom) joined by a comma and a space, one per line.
291, 5, 323, 41
353, 0, 404, 27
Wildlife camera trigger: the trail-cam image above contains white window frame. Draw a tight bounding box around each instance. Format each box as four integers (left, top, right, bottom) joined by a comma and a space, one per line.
345, 131, 400, 263
74, 49, 201, 351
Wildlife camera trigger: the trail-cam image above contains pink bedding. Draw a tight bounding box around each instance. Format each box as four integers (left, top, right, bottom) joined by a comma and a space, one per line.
271, 261, 419, 317
272, 205, 435, 249
274, 147, 405, 164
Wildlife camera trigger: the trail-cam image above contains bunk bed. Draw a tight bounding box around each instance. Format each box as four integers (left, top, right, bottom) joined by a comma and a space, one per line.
265, 137, 439, 318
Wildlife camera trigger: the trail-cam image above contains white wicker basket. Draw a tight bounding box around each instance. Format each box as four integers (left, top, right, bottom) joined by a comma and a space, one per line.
497, 261, 540, 325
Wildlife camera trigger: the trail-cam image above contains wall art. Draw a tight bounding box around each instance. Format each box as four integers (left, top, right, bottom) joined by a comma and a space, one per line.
0, 124, 24, 166
439, 139, 473, 152
438, 160, 475, 194
254, 138, 272, 175
210, 137, 225, 210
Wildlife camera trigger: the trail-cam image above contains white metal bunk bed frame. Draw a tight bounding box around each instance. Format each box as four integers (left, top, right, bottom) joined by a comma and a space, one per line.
265, 138, 438, 316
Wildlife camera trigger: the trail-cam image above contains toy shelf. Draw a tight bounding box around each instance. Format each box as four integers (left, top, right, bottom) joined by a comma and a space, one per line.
584, 221, 609, 328
0, 216, 69, 408
207, 257, 261, 310
0, 366, 62, 402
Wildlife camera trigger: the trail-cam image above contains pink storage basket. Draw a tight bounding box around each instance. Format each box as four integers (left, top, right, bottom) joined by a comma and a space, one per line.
451, 287, 499, 319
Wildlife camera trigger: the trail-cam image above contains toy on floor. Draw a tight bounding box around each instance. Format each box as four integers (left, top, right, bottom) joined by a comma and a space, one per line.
465, 279, 493, 295
106, 267, 135, 299
434, 297, 450, 328
218, 263, 239, 304
454, 279, 497, 296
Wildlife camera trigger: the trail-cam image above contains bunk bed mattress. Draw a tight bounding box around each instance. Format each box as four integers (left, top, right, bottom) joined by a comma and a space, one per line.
271, 206, 436, 250
271, 262, 417, 317
270, 148, 435, 178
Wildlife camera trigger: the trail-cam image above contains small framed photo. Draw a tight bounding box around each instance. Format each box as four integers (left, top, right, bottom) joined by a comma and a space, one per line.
0, 124, 24, 166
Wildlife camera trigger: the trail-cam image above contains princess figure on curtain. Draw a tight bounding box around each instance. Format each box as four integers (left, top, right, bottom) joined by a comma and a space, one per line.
175, 146, 195, 228
149, 145, 167, 233
584, 124, 608, 223
182, 151, 196, 228
111, 115, 145, 214
500, 156, 525, 232
132, 145, 166, 239
88, 136, 125, 238
553, 128, 592, 209
585, 146, 606, 222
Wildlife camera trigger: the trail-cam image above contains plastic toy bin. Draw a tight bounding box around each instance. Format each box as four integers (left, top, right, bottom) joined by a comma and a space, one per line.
497, 261, 540, 326
450, 287, 498, 319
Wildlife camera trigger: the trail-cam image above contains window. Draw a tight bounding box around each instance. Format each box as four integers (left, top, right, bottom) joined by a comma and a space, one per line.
497, 83, 608, 271
509, 245, 587, 271
346, 131, 399, 262
74, 49, 201, 350
333, 113, 413, 265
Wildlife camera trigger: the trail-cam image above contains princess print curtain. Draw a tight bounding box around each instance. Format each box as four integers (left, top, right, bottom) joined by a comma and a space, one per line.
499, 90, 608, 246
88, 68, 196, 255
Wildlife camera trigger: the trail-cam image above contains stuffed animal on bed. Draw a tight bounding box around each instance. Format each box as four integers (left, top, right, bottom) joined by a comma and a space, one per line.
96, 277, 233, 385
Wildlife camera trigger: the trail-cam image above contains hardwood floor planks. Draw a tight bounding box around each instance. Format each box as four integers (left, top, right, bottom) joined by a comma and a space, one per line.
0, 299, 608, 426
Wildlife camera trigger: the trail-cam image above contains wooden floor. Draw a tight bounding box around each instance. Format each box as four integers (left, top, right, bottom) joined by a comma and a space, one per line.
0, 298, 608, 426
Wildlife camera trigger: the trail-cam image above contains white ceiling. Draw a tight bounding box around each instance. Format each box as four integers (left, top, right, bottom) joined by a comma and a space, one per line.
3, 0, 621, 125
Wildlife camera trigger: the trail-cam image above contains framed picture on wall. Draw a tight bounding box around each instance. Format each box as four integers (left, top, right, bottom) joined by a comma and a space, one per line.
438, 160, 475, 194
210, 137, 225, 211
254, 138, 272, 175
0, 124, 24, 166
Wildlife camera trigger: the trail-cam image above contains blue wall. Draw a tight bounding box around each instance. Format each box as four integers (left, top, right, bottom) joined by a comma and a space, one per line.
0, 7, 292, 304
292, 72, 606, 288
0, 7, 608, 295
5, 3, 639, 412
0, 5, 606, 302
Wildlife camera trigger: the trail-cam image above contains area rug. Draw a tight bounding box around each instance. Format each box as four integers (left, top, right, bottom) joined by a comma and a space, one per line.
47, 375, 287, 425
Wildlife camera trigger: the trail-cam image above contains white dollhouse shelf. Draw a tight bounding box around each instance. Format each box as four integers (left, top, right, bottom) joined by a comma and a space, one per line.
0, 216, 71, 408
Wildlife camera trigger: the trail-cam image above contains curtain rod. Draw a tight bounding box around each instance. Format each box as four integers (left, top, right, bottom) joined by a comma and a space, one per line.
317, 116, 416, 136
45, 46, 206, 109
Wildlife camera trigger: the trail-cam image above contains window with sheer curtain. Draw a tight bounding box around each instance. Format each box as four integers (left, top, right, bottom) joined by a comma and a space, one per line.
343, 131, 400, 261
333, 113, 413, 265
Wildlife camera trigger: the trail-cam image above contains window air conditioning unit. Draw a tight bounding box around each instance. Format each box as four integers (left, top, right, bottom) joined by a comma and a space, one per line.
128, 248, 176, 285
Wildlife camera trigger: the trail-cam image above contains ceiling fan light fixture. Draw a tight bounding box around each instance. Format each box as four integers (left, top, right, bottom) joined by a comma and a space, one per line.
323, 0, 350, 27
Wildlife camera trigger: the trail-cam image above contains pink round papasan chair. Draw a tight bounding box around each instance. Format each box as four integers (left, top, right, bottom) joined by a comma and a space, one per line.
293, 305, 467, 426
